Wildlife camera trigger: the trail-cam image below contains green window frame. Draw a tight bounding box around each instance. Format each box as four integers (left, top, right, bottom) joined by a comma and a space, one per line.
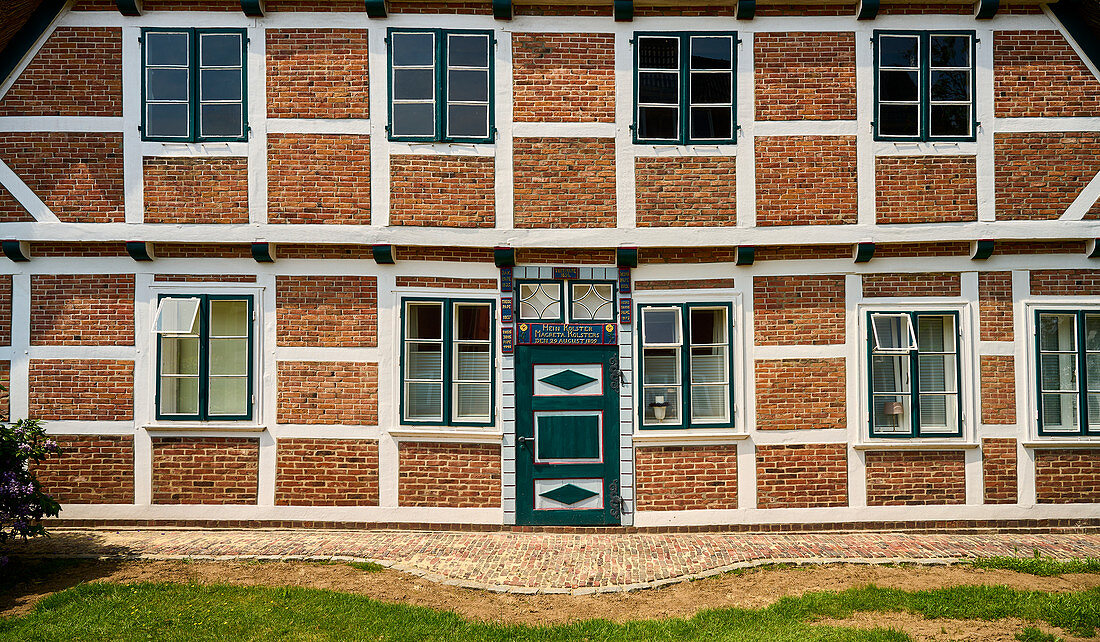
1035, 310, 1100, 436
633, 31, 737, 145
638, 303, 734, 430
141, 28, 248, 143
867, 311, 963, 438
873, 30, 976, 142
401, 298, 495, 427
387, 28, 495, 144
155, 294, 254, 422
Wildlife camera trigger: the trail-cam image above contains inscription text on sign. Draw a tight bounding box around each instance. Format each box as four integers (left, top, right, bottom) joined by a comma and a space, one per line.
516, 323, 617, 346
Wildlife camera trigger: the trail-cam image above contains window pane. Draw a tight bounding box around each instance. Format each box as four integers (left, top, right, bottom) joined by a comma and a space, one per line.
392, 102, 435, 137
200, 33, 242, 67
455, 304, 490, 341
454, 383, 491, 420
209, 376, 247, 415
691, 384, 727, 421
871, 354, 908, 393
872, 314, 916, 352
406, 382, 442, 420
200, 69, 242, 102
161, 336, 200, 375
1040, 314, 1076, 352
929, 104, 970, 137
638, 106, 679, 140
690, 346, 725, 383
1041, 354, 1078, 391
690, 107, 731, 140
690, 308, 726, 344
407, 302, 443, 339
146, 103, 190, 138
643, 348, 679, 385
690, 72, 731, 104
155, 298, 200, 334
571, 284, 614, 321
917, 315, 949, 352
1089, 393, 1100, 430
880, 70, 919, 102
642, 308, 679, 344
199, 104, 243, 137
918, 354, 955, 393
1088, 353, 1100, 391
930, 35, 969, 67
456, 344, 491, 380
879, 35, 918, 68
638, 71, 678, 105
210, 300, 248, 337
146, 32, 190, 66
879, 104, 919, 137
1085, 315, 1100, 351
690, 37, 731, 70
448, 69, 488, 102
148, 68, 189, 101
392, 32, 435, 66
873, 394, 908, 433
161, 376, 199, 415
643, 386, 679, 424
930, 70, 969, 101
1042, 393, 1079, 431
919, 394, 954, 431
209, 338, 248, 376
518, 283, 560, 320
448, 35, 489, 67
639, 37, 678, 69
407, 343, 443, 379
393, 68, 434, 100
447, 104, 489, 139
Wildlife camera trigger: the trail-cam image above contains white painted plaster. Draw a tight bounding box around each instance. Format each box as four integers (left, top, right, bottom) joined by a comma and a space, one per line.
267, 119, 372, 134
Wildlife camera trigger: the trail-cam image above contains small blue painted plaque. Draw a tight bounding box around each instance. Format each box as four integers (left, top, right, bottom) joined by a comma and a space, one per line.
619, 297, 632, 324
516, 322, 617, 346
552, 267, 580, 280
500, 267, 513, 293
501, 295, 513, 323
502, 326, 513, 354
618, 267, 631, 294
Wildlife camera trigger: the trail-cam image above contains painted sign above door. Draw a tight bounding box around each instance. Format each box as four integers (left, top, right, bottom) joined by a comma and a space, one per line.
516, 323, 617, 346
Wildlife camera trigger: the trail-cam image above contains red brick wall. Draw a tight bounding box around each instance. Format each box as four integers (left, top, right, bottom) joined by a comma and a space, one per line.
276, 276, 377, 346
395, 276, 497, 289
756, 137, 857, 225
994, 31, 1100, 118
143, 158, 248, 224
634, 278, 736, 290
513, 138, 615, 228
516, 248, 616, 264
30, 274, 134, 346
875, 242, 972, 258
277, 361, 378, 425
635, 445, 738, 510
390, 155, 494, 227
0, 28, 121, 117
865, 450, 966, 506
512, 33, 614, 123
0, 133, 123, 223
1035, 449, 1100, 504
33, 435, 134, 504
0, 276, 10, 346
861, 272, 961, 298
266, 29, 369, 119
981, 355, 1016, 425
1030, 269, 1100, 296
875, 156, 977, 223
28, 360, 134, 420
753, 275, 846, 345
398, 443, 500, 507
635, 157, 736, 227
152, 437, 258, 505
994, 132, 1100, 220
755, 32, 856, 121
983, 438, 1017, 505
756, 444, 847, 508
388, 0, 492, 14
979, 271, 1014, 342
275, 439, 378, 506
268, 134, 370, 224
999, 241, 1085, 255
755, 358, 846, 430
397, 246, 496, 262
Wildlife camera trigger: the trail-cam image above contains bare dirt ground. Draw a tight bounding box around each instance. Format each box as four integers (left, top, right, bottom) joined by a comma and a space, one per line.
2, 559, 1099, 640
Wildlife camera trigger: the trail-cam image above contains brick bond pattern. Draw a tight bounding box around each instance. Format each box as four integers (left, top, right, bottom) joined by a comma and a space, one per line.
33, 435, 134, 504
266, 29, 369, 119
865, 451, 966, 506
143, 158, 248, 224
754, 32, 856, 121
994, 132, 1100, 220
1036, 450, 1100, 504
28, 359, 134, 420
30, 274, 134, 346
753, 275, 846, 345
152, 437, 259, 505
512, 33, 614, 123
0, 133, 123, 223
983, 438, 1018, 505
635, 445, 738, 511
276, 276, 377, 347
268, 134, 371, 224
861, 272, 962, 298
390, 155, 494, 227
398, 443, 501, 508
634, 278, 736, 290
981, 355, 1016, 425
634, 157, 736, 227
755, 136, 857, 226
275, 439, 379, 506
1030, 269, 1100, 296
755, 358, 846, 430
979, 271, 1014, 342
875, 156, 978, 223
0, 275, 10, 346
0, 28, 121, 117
394, 276, 497, 289
277, 361, 378, 425
513, 138, 615, 228
994, 31, 1100, 118
756, 444, 847, 509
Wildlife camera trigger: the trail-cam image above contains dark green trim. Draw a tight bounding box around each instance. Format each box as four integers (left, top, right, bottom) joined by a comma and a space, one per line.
155, 294, 255, 422
856, 0, 879, 19
1050, 0, 1100, 73
637, 302, 735, 430
127, 241, 155, 262
372, 244, 395, 264
1034, 309, 1099, 437
117, 0, 142, 16
365, 0, 388, 17
614, 0, 633, 21
494, 246, 515, 268
854, 242, 876, 263
399, 297, 496, 428
735, 0, 755, 19
0, 0, 67, 89
616, 247, 638, 268
251, 242, 274, 263
1089, 239, 1100, 259
974, 0, 998, 19
240, 0, 264, 16
1, 240, 29, 262
972, 239, 995, 260
493, 0, 512, 20
735, 245, 754, 266
866, 310, 963, 439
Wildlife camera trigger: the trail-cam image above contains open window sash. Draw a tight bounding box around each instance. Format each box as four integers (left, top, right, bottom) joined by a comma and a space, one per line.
871, 313, 918, 353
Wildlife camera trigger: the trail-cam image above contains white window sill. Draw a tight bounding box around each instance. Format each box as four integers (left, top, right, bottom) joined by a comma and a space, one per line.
388, 428, 502, 443
1023, 440, 1100, 449
853, 441, 979, 451
633, 430, 747, 446
143, 424, 265, 433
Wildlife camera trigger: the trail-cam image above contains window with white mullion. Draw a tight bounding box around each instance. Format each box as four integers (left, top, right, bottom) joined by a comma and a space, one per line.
405, 301, 445, 422
927, 33, 972, 138
391, 31, 438, 139
636, 36, 680, 142
1038, 312, 1081, 433
197, 32, 245, 139
207, 299, 249, 417
452, 302, 492, 423
877, 34, 921, 138
1086, 314, 1100, 431
688, 306, 729, 423
144, 30, 193, 140
915, 315, 958, 434
641, 307, 683, 427
687, 35, 733, 142
445, 33, 490, 141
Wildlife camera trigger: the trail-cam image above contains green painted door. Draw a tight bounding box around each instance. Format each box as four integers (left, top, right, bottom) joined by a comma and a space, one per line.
515, 345, 621, 526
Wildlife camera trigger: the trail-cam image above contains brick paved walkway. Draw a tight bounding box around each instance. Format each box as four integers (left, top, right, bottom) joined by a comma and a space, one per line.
9, 528, 1100, 594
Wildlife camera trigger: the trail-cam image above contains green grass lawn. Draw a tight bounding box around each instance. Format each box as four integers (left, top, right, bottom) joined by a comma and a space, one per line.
2, 581, 1099, 641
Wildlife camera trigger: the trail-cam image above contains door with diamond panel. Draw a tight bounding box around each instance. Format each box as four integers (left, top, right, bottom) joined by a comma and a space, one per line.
516, 345, 621, 525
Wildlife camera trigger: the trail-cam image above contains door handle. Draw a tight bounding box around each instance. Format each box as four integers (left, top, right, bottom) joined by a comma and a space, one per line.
517, 436, 534, 448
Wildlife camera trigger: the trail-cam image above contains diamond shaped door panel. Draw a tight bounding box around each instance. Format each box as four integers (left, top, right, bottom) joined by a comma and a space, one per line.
534, 412, 603, 463
535, 478, 603, 510
533, 363, 603, 396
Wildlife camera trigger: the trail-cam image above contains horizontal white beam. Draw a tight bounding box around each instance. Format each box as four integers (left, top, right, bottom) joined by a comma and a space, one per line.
0, 117, 124, 132
267, 119, 373, 135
